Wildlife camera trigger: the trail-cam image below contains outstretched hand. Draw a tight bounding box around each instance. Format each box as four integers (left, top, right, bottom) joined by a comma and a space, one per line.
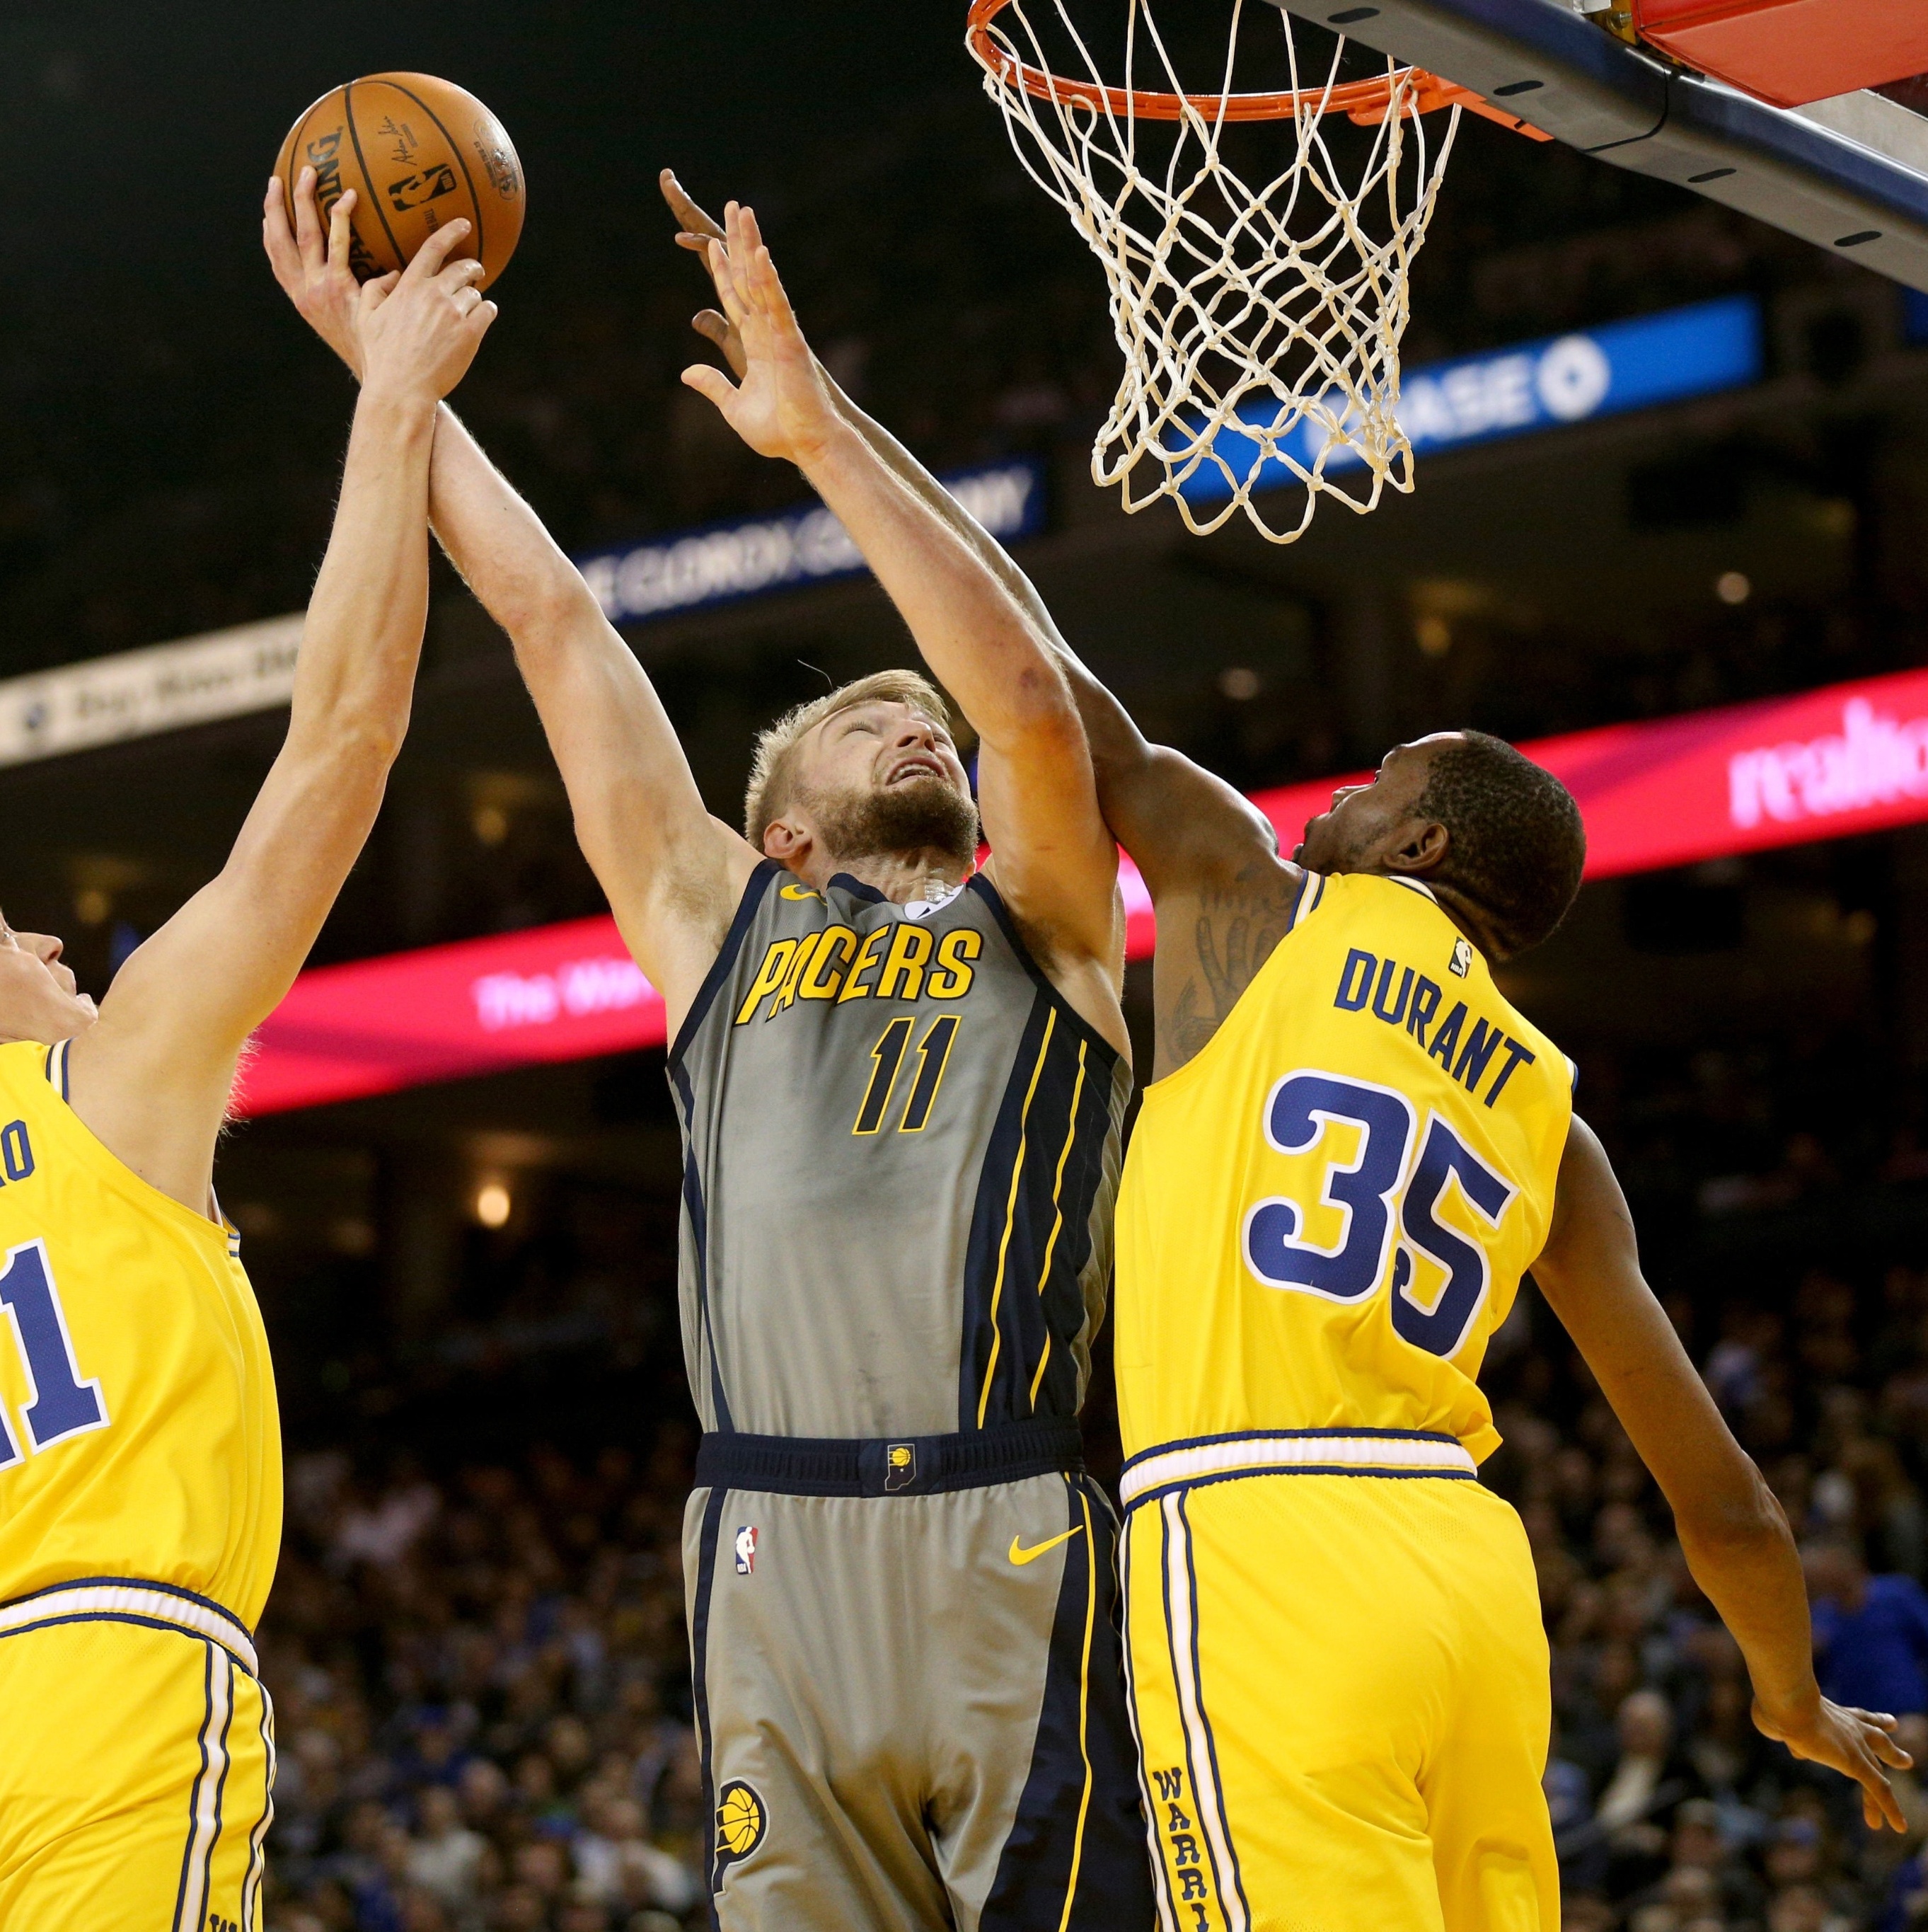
1755, 1694, 1914, 1830
263, 168, 369, 376
678, 202, 838, 468
354, 219, 497, 402
264, 168, 496, 398
661, 170, 747, 380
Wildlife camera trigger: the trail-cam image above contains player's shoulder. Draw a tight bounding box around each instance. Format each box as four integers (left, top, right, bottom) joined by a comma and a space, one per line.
0, 1036, 64, 1110
1284, 866, 1443, 945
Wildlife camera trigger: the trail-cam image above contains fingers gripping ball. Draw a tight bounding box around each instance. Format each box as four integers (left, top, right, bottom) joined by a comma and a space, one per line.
275, 74, 524, 289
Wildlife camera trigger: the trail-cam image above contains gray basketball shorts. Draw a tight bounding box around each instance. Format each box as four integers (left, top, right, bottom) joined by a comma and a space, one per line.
683, 1421, 1157, 1931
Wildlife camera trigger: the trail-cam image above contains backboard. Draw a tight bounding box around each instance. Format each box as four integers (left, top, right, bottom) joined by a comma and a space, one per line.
1266, 0, 1928, 293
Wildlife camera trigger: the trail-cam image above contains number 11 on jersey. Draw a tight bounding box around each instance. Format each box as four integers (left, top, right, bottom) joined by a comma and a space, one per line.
854, 1017, 963, 1137
0, 1239, 108, 1466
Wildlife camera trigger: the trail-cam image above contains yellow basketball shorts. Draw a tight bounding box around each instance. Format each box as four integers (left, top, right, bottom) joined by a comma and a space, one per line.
1119, 1435, 1557, 1932
0, 1581, 275, 1931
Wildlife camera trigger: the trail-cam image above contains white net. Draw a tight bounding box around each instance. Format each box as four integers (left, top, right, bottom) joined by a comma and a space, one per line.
970, 0, 1460, 543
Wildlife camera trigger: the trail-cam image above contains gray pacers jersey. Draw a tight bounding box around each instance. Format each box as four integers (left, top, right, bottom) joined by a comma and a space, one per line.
669, 860, 1130, 1439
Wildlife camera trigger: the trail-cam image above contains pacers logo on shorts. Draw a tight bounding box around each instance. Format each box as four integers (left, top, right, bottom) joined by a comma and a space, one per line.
715, 1779, 768, 1873
885, 1443, 917, 1492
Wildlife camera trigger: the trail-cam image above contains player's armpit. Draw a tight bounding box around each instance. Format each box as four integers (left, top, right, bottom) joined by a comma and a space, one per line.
1144, 844, 1306, 1081
64, 675, 417, 1212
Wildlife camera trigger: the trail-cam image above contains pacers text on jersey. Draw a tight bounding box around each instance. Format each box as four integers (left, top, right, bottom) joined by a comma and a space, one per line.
734, 921, 981, 1025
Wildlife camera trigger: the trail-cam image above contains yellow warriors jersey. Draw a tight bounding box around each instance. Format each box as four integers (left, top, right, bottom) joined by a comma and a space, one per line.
1115, 870, 1572, 1466
0, 1037, 281, 1629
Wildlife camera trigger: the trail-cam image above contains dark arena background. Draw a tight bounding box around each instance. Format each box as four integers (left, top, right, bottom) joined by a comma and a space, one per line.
6, 4, 1928, 1928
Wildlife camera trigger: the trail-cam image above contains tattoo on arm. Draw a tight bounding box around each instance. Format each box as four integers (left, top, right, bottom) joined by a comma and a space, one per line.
1159, 861, 1302, 1071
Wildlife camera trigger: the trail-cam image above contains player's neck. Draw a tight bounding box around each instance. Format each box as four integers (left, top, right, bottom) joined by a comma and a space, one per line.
1424, 882, 1508, 967
794, 847, 972, 907
1355, 862, 1508, 966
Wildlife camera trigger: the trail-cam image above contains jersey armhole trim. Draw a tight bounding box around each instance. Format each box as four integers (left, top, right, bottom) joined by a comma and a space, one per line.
666, 860, 782, 1070
964, 873, 1123, 1072
21, 1042, 236, 1257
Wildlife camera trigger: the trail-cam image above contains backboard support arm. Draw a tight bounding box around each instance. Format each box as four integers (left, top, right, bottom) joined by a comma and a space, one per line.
1265, 0, 1928, 292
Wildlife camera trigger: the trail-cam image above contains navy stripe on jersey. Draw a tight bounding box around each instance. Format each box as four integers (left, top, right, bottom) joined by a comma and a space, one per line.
958, 987, 1118, 1432
669, 861, 780, 1069
983, 1478, 1159, 1931
689, 1485, 729, 1923
669, 1062, 734, 1435
1178, 1493, 1252, 1928
1119, 1520, 1179, 1932
966, 876, 1125, 1063
241, 1683, 277, 1931
1158, 1499, 1233, 1928
1031, 1035, 1120, 1421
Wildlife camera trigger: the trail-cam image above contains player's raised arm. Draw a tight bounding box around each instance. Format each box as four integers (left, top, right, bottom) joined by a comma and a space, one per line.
681, 202, 1125, 1043
661, 171, 1276, 909
265, 169, 759, 1028
1531, 1115, 1913, 1830
62, 219, 495, 1213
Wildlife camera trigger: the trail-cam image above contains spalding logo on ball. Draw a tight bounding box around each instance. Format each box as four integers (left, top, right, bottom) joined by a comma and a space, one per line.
276, 74, 525, 289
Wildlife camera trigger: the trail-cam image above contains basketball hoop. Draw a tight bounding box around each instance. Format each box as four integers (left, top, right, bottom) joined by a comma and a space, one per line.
967, 0, 1545, 544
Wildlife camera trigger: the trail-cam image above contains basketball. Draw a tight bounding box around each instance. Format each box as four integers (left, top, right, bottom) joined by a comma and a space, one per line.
274, 74, 525, 289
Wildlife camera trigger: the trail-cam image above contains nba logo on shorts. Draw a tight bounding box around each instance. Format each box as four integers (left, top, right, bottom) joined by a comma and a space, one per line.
734, 1525, 757, 1575
885, 1444, 917, 1491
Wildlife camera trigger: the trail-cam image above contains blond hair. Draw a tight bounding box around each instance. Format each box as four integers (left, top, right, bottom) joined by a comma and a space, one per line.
743, 669, 954, 844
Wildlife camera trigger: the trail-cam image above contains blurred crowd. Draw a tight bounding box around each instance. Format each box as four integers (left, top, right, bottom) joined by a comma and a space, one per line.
260, 1431, 708, 1932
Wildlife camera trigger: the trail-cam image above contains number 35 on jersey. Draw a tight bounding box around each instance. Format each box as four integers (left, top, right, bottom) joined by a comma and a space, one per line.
1242, 1069, 1517, 1364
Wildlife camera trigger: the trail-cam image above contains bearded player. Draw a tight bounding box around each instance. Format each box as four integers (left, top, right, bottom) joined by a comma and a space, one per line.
268, 178, 1153, 1930
0, 212, 493, 1927
657, 186, 1917, 1929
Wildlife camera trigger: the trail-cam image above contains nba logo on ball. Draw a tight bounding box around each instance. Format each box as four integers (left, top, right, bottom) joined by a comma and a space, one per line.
734, 1525, 757, 1575
885, 1444, 917, 1492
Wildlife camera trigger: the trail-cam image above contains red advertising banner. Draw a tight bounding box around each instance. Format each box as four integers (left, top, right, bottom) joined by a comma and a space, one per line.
1247, 665, 1928, 880
235, 916, 664, 1117
233, 665, 1928, 1117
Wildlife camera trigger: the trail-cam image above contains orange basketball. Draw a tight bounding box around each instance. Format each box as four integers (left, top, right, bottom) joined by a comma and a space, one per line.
275, 74, 525, 289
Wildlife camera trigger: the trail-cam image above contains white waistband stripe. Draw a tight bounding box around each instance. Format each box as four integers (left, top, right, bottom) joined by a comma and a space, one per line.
0, 1582, 257, 1674
1121, 1433, 1476, 1507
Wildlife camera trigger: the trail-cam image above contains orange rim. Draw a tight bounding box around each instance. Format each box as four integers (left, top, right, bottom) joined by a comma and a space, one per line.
965, 0, 1553, 135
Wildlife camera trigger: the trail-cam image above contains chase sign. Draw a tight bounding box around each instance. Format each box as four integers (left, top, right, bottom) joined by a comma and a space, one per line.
1180, 294, 1766, 509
